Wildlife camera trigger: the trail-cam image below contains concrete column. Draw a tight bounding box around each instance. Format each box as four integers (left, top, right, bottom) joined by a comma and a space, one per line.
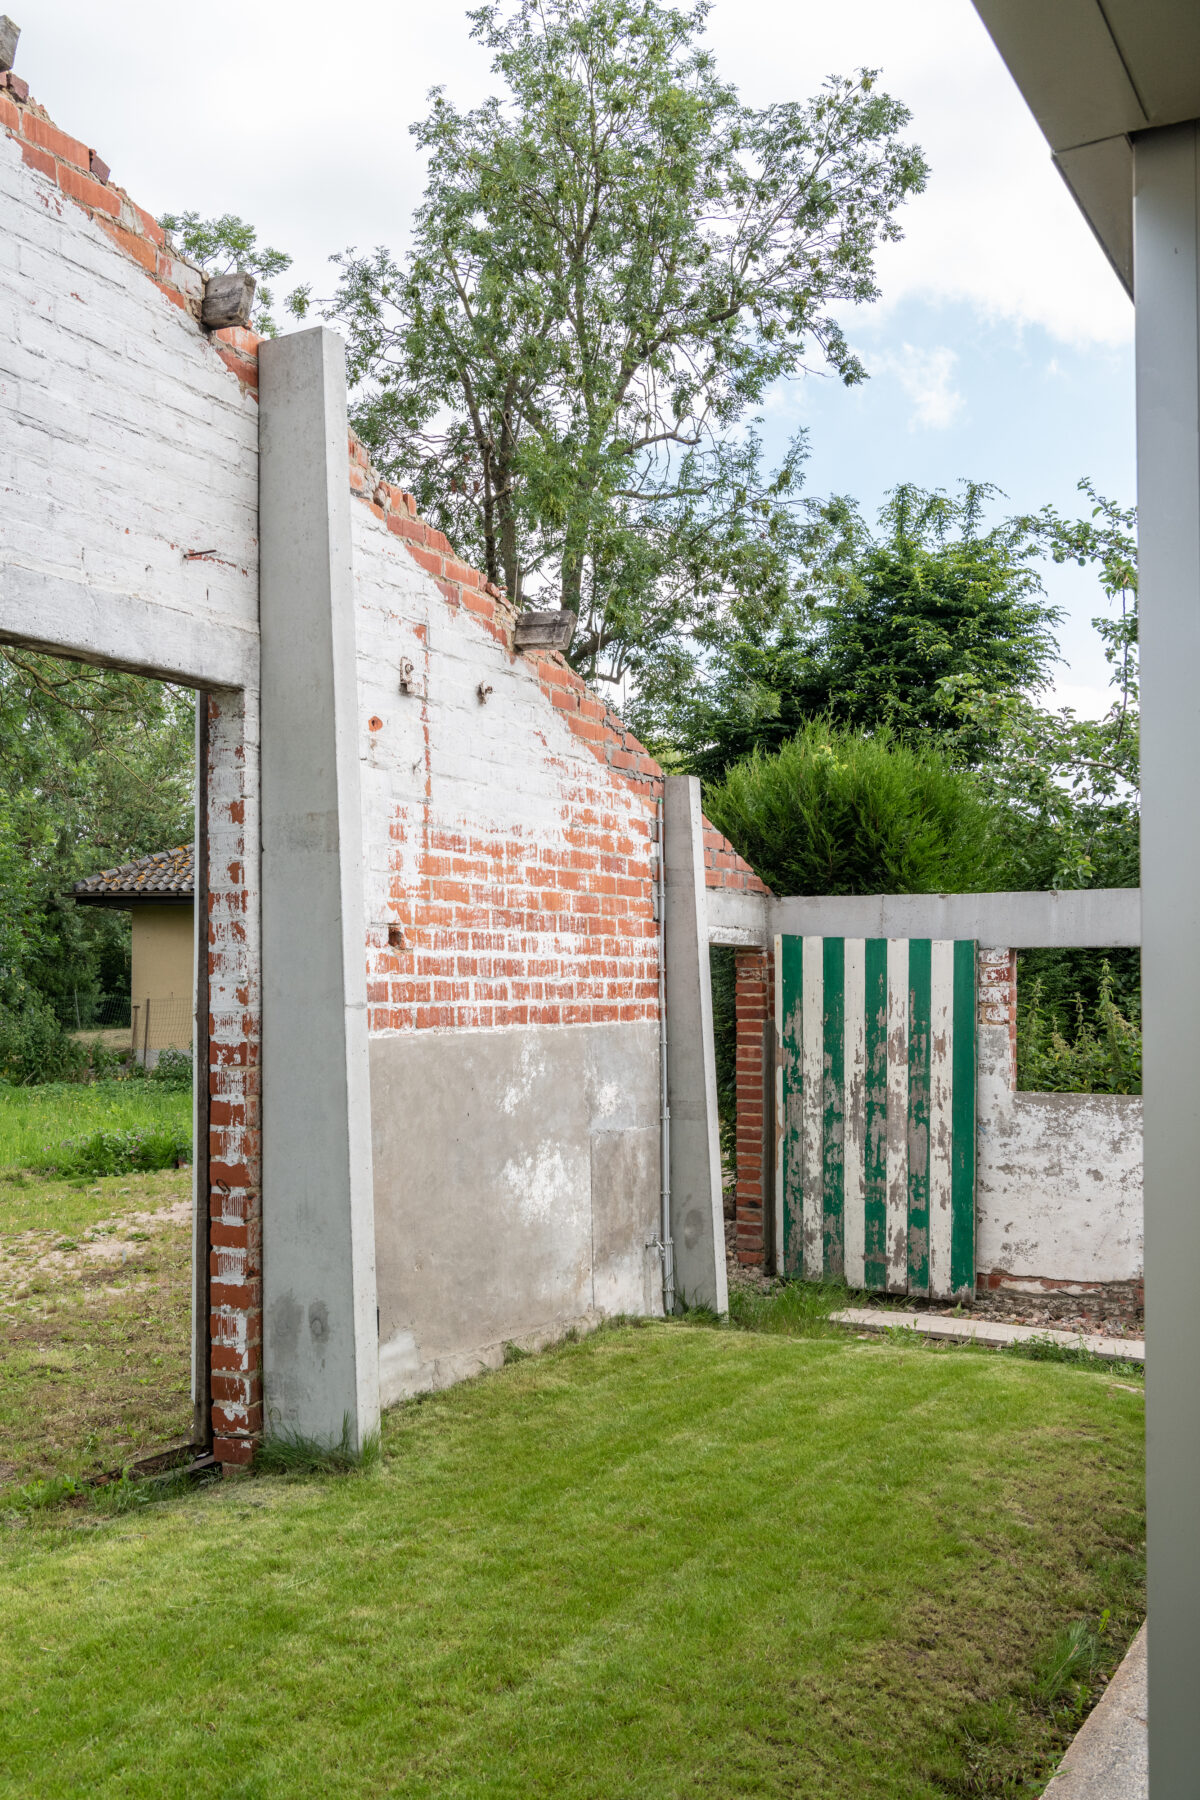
258, 327, 379, 1453
664, 776, 728, 1313
1134, 122, 1200, 1795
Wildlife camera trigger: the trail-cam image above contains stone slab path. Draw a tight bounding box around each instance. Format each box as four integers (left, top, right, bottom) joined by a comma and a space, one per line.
831, 1308, 1145, 1363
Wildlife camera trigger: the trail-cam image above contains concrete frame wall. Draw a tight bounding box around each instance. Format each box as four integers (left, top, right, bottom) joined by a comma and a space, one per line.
259, 329, 379, 1453
1, 84, 745, 1458
0, 123, 266, 1464
1134, 120, 1200, 1791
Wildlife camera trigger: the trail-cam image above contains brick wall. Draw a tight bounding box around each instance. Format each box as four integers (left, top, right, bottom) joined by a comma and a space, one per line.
204, 690, 263, 1466
348, 446, 764, 1038
977, 947, 1018, 1092
733, 946, 775, 1266
0, 77, 259, 390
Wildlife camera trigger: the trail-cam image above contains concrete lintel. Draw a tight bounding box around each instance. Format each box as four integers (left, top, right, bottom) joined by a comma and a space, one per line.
0, 559, 257, 690
259, 326, 379, 1453
705, 885, 770, 946
769, 888, 1140, 948
664, 776, 728, 1315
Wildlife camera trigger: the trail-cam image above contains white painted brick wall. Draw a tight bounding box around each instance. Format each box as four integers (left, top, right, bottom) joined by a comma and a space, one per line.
0, 132, 260, 689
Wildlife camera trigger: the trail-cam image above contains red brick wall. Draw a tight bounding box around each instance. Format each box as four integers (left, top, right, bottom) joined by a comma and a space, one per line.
202, 690, 263, 1467
733, 946, 775, 1267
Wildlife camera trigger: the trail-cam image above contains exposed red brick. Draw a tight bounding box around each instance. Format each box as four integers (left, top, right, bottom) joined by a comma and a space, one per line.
21, 112, 90, 168
55, 161, 120, 216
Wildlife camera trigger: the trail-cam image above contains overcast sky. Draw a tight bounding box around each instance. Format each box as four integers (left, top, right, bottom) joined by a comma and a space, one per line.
13, 0, 1135, 708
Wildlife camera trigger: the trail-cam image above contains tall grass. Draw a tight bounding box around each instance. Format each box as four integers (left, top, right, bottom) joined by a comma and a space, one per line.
0, 1080, 191, 1171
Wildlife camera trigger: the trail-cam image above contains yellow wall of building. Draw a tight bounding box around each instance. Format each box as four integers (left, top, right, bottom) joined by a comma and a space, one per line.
130, 906, 194, 1054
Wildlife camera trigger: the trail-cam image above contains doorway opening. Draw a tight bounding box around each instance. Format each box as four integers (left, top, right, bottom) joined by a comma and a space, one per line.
0, 644, 215, 1493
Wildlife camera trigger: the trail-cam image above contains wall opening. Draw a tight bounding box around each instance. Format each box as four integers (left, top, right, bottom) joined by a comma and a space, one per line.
0, 640, 223, 1489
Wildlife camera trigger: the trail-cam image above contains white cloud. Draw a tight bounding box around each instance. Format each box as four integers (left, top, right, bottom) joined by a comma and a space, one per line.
706, 0, 1134, 350
14, 0, 1134, 355
877, 344, 965, 430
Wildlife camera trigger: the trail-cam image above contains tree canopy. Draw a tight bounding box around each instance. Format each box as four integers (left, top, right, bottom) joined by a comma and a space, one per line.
297, 0, 927, 684
639, 481, 1061, 783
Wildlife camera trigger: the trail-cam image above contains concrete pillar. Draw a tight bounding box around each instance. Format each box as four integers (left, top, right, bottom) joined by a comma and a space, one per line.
1134, 121, 1200, 1795
258, 327, 379, 1453
664, 776, 728, 1313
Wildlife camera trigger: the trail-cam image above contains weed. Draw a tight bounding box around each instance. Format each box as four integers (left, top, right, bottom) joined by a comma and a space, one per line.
1030, 1613, 1109, 1716
254, 1417, 382, 1477
502, 1341, 531, 1364
1004, 1336, 1144, 1381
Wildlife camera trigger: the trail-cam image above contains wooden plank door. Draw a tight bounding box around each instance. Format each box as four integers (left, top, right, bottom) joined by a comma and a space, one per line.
775, 936, 976, 1301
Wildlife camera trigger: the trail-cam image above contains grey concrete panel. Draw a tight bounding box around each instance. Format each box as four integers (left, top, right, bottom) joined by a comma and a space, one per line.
259, 327, 379, 1452
769, 889, 1141, 948
0, 561, 258, 690
1055, 138, 1134, 297
370, 1021, 660, 1402
664, 777, 728, 1314
708, 887, 1140, 949
1133, 122, 1200, 1799
970, 2, 1147, 149
591, 1127, 661, 1318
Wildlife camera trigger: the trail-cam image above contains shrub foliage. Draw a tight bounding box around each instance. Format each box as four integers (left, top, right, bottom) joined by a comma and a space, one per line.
703, 718, 1001, 898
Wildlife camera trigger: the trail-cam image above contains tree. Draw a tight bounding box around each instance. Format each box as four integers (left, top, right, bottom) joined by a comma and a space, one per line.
940, 481, 1139, 892
299, 0, 927, 682
703, 719, 1003, 898
641, 482, 1061, 782
158, 211, 293, 337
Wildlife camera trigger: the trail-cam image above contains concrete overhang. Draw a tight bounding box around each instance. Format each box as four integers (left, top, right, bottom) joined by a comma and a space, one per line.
970, 0, 1200, 296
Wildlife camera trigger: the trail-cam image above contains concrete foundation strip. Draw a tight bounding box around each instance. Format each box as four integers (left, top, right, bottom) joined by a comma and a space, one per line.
1041, 1622, 1147, 1799
830, 1307, 1144, 1363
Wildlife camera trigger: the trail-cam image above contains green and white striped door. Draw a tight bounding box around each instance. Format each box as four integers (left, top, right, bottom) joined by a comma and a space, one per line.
775, 936, 977, 1301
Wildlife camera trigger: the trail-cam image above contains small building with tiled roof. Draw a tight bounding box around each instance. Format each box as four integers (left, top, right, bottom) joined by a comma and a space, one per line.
73, 846, 194, 1061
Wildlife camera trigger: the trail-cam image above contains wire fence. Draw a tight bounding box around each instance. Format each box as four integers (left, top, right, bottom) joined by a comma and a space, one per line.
129, 997, 193, 1066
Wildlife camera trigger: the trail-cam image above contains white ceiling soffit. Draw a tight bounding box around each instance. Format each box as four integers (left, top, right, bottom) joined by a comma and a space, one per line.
971, 1, 1200, 300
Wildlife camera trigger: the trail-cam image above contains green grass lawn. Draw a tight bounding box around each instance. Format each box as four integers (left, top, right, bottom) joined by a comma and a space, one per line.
0, 1079, 192, 1171
0, 1169, 193, 1489
0, 1323, 1144, 1800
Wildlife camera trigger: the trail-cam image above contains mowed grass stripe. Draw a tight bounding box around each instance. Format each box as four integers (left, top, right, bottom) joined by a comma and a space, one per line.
0, 1325, 1144, 1800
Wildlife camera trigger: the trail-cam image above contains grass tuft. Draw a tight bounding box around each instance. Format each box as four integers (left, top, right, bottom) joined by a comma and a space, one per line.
1030, 1613, 1109, 1715
254, 1417, 382, 1478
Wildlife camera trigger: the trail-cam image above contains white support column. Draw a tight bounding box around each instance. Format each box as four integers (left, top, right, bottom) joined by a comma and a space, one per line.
664, 775, 728, 1314
1134, 121, 1200, 1794
258, 327, 379, 1453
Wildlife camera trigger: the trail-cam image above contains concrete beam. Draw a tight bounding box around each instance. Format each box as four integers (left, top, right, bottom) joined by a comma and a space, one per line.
706, 885, 770, 946
664, 776, 728, 1314
767, 888, 1140, 948
259, 327, 379, 1454
1133, 121, 1200, 1798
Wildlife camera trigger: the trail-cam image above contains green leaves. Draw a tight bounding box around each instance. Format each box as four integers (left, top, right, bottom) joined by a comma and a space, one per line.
0, 651, 194, 1058
312, 0, 926, 679
702, 719, 1004, 899
157, 210, 294, 337
645, 481, 1061, 784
